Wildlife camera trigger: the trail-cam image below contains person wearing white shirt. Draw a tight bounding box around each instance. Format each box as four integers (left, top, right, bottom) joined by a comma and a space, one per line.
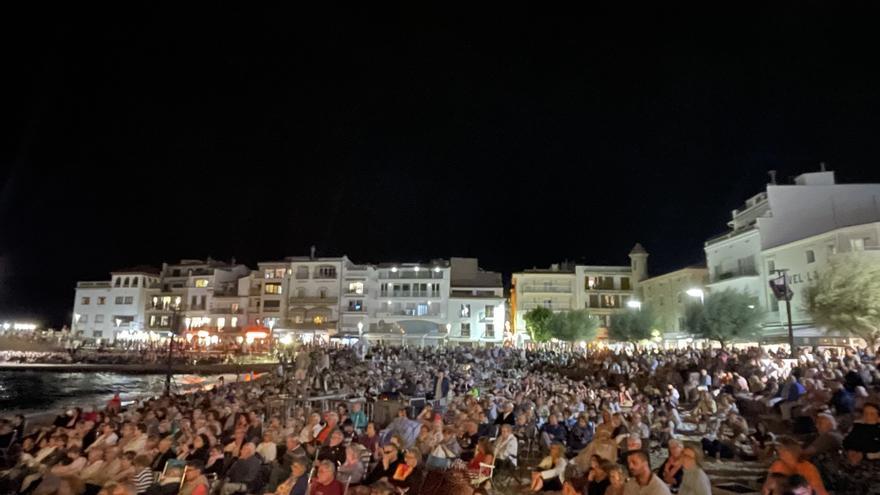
86, 423, 118, 452
256, 432, 278, 463
530, 443, 567, 492
493, 424, 518, 468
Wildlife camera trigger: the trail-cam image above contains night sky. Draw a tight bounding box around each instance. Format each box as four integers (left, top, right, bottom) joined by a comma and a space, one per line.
3, 5, 880, 326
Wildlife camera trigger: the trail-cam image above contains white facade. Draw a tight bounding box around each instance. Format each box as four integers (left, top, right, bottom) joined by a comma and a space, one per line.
639, 267, 708, 335
512, 244, 648, 339
448, 257, 505, 344
144, 259, 251, 334
511, 266, 576, 334
72, 271, 160, 341
704, 168, 880, 343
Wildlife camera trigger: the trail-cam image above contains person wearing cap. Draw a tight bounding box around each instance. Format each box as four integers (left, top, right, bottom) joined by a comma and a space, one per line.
180, 460, 209, 495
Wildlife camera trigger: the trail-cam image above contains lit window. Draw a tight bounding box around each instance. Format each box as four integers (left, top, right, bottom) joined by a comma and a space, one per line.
81, 297, 90, 305
851, 238, 865, 251
348, 282, 364, 295
217, 317, 226, 329
460, 304, 471, 318
313, 315, 325, 324
97, 297, 106, 305
195, 279, 209, 288
275, 268, 286, 278
806, 250, 815, 264
231, 317, 238, 327
265, 283, 283, 295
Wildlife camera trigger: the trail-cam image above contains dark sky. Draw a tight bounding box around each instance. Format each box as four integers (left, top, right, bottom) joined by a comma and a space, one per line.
3, 5, 880, 326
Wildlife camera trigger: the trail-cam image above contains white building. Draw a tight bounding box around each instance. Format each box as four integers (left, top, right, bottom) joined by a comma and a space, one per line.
511, 244, 648, 341
143, 258, 251, 336
511, 263, 576, 336
277, 256, 347, 342
72, 269, 161, 341
639, 266, 708, 338
704, 168, 880, 345
448, 257, 505, 345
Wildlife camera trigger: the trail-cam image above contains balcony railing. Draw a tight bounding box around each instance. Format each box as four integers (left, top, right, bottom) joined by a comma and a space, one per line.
376, 309, 442, 317
288, 296, 338, 305
712, 267, 759, 283
379, 291, 442, 298
209, 307, 245, 315
519, 285, 572, 293
77, 281, 112, 289
379, 271, 444, 280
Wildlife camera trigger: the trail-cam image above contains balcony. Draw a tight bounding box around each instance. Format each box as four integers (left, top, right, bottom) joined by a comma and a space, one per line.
209, 307, 245, 315
379, 271, 444, 280
288, 296, 338, 305
379, 290, 442, 299
77, 281, 111, 289
289, 320, 338, 331
519, 285, 572, 294
376, 309, 442, 318
711, 267, 759, 283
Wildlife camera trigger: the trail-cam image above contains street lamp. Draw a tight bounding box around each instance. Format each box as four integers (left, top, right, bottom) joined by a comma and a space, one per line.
357, 321, 364, 336
73, 313, 81, 331
626, 300, 642, 311
686, 288, 705, 304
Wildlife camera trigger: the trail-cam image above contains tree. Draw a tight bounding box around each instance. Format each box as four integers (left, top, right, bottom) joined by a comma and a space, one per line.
608, 306, 656, 343
682, 289, 763, 349
523, 307, 554, 343
805, 254, 880, 351
547, 309, 600, 342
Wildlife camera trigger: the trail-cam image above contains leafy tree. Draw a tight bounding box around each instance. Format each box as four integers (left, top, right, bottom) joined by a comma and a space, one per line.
523, 307, 554, 343
682, 289, 763, 349
608, 305, 656, 343
805, 254, 880, 351
547, 309, 599, 342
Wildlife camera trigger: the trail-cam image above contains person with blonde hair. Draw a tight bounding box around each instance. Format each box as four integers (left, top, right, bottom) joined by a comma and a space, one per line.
530, 442, 567, 492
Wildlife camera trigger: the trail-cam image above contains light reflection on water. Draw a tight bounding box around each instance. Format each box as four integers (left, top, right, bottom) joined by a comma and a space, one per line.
0, 371, 209, 414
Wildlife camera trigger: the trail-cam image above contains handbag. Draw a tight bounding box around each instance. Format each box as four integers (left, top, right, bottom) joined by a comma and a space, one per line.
426, 444, 454, 471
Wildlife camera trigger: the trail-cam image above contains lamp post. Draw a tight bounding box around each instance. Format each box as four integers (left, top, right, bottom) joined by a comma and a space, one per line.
165, 305, 183, 396
771, 269, 796, 354
686, 288, 705, 304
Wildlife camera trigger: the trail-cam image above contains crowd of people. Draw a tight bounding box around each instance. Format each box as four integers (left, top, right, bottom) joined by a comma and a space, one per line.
0, 342, 877, 495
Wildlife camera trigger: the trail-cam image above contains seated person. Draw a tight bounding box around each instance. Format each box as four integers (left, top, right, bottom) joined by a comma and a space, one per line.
539, 414, 567, 450
530, 443, 567, 492
765, 438, 828, 495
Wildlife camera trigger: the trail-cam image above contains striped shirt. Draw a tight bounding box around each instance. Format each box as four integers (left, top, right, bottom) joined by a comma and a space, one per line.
132, 467, 154, 494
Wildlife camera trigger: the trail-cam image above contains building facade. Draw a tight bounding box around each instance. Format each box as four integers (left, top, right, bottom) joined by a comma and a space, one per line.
639, 266, 708, 337
511, 244, 648, 341
72, 269, 161, 341
704, 168, 880, 344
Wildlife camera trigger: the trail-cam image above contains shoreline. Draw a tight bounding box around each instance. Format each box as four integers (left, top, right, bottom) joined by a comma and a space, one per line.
0, 362, 280, 374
